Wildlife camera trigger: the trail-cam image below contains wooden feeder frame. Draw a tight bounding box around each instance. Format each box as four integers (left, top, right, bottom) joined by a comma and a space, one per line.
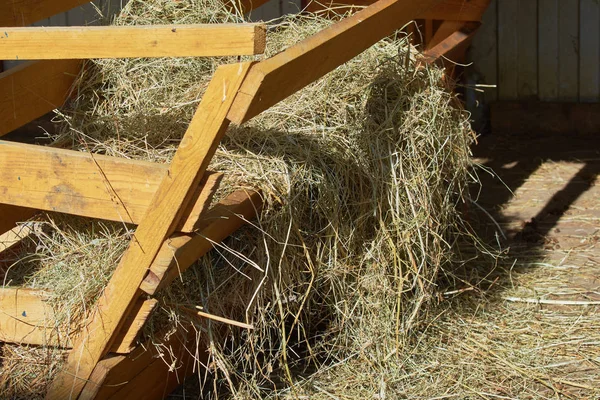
0, 0, 490, 398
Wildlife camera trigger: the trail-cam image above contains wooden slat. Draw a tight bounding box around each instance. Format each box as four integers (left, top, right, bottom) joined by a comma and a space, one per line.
0, 0, 91, 27
0, 288, 158, 352
0, 288, 74, 347
227, 0, 442, 125
177, 172, 224, 233
0, 141, 222, 229
305, 0, 491, 21
538, 0, 559, 101
0, 205, 37, 237
140, 190, 263, 295
579, 0, 600, 102
0, 24, 267, 60
497, 0, 518, 100
0, 222, 36, 253
46, 62, 252, 400
420, 22, 480, 65
427, 20, 464, 49
80, 323, 202, 400
516, 0, 537, 99
110, 299, 158, 354
0, 59, 82, 137
558, 0, 579, 101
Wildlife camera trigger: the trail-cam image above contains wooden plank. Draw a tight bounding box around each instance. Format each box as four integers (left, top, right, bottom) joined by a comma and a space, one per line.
80, 323, 202, 400
0, 59, 82, 137
0, 0, 91, 27
538, 0, 559, 101
497, 0, 518, 100
0, 141, 221, 229
46, 61, 252, 400
227, 0, 443, 125
140, 190, 264, 295
0, 24, 267, 60
0, 288, 74, 347
0, 223, 37, 254
420, 22, 480, 65
516, 0, 537, 99
579, 0, 600, 102
305, 0, 491, 21
427, 20, 464, 49
491, 102, 600, 135
558, 0, 579, 101
0, 288, 158, 352
110, 299, 158, 354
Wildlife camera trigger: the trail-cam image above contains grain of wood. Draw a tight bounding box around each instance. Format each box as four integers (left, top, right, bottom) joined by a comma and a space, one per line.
227, 0, 443, 124
0, 141, 222, 229
46, 61, 252, 400
0, 59, 82, 136
0, 0, 91, 27
140, 190, 263, 295
109, 299, 158, 354
0, 24, 267, 60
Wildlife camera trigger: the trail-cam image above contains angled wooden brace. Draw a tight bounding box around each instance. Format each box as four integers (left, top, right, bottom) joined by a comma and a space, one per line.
46, 61, 253, 400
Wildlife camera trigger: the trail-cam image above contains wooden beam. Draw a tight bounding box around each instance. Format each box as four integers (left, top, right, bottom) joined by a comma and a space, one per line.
426, 20, 465, 49
305, 0, 491, 21
0, 24, 267, 60
80, 322, 202, 400
0, 288, 74, 347
140, 190, 263, 295
0, 60, 82, 137
0, 141, 221, 229
419, 22, 480, 65
227, 0, 442, 125
0, 0, 92, 27
0, 222, 37, 254
46, 62, 252, 400
0, 288, 158, 352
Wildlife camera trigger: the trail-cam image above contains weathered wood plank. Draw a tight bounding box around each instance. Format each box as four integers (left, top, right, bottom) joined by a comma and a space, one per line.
227, 0, 443, 125
46, 61, 252, 400
0, 59, 82, 137
427, 20, 464, 49
558, 0, 579, 101
497, 0, 518, 100
579, 0, 600, 102
0, 24, 267, 60
140, 190, 263, 295
538, 0, 559, 101
110, 298, 158, 354
516, 0, 537, 99
0, 222, 36, 254
0, 141, 221, 229
0, 288, 74, 347
305, 0, 491, 22
420, 22, 480, 66
0, 0, 91, 27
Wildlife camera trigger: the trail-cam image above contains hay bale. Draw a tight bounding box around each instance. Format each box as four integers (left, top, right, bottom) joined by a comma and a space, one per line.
1, 1, 478, 397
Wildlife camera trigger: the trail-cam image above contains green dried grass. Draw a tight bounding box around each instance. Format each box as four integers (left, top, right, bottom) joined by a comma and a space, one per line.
0, 1, 482, 398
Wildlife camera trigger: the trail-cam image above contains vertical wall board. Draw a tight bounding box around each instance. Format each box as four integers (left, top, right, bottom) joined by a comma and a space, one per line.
497, 0, 519, 100
538, 0, 559, 100
516, 0, 537, 98
469, 0, 498, 102
249, 0, 282, 21
282, 0, 302, 14
579, 0, 600, 102
558, 0, 579, 101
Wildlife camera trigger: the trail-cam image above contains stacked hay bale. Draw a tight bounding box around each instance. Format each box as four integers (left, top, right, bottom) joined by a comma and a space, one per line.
0, 0, 478, 397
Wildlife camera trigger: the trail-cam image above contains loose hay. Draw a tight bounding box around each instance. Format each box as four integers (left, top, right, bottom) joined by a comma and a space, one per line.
1, 1, 482, 398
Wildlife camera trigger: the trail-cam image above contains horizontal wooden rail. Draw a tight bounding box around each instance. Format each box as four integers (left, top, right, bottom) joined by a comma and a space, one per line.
420, 21, 480, 64
0, 141, 223, 229
0, 0, 91, 27
0, 60, 81, 136
0, 288, 156, 352
305, 0, 491, 21
227, 0, 443, 124
0, 24, 267, 60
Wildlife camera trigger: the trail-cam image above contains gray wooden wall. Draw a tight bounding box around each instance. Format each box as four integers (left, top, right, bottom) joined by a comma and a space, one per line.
470, 0, 600, 103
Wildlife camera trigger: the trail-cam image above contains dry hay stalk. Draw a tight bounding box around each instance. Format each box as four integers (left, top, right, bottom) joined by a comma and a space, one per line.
1, 0, 481, 398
